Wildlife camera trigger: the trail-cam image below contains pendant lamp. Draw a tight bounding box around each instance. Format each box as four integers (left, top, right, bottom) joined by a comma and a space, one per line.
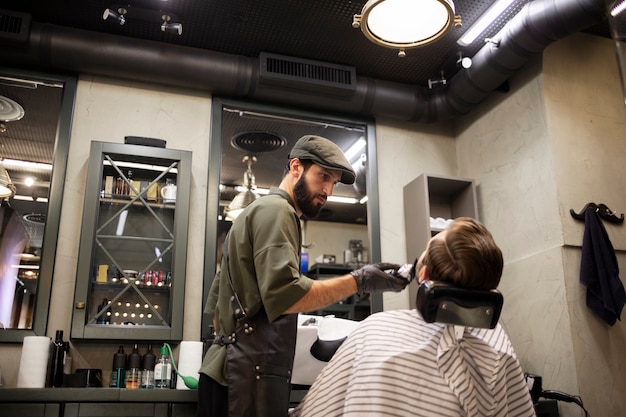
225, 156, 260, 221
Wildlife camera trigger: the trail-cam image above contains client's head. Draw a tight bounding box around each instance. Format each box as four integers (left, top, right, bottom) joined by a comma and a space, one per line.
416, 217, 503, 290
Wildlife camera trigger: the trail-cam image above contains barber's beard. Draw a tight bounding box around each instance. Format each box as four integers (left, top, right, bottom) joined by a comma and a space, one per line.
294, 174, 326, 219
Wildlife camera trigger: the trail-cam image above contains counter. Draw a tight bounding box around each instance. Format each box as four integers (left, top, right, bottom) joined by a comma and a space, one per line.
0, 388, 197, 417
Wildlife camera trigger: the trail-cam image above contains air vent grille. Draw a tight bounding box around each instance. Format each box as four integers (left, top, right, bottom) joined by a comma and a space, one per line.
0, 9, 31, 44
260, 52, 356, 95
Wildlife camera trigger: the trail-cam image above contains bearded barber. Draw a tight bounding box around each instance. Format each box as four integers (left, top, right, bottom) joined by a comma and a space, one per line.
198, 135, 409, 417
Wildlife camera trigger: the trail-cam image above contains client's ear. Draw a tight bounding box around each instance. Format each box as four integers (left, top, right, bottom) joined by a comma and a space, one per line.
418, 265, 428, 283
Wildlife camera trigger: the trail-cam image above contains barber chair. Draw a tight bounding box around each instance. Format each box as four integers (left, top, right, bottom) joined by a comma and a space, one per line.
415, 280, 503, 329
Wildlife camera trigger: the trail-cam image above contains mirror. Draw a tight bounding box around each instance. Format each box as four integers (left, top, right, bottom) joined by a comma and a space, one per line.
0, 67, 75, 342
202, 98, 382, 337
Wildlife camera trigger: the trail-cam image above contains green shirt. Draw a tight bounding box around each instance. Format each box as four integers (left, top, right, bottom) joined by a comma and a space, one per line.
200, 188, 314, 385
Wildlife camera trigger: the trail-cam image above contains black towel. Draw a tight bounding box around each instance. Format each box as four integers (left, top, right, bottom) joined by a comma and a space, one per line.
580, 207, 626, 325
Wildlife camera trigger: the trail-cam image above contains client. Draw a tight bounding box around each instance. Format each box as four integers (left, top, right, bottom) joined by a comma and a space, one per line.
290, 217, 536, 417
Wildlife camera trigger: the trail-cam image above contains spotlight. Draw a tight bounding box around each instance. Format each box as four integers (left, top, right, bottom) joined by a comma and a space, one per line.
427, 70, 447, 89
161, 21, 183, 35
456, 52, 472, 69
161, 14, 182, 35
103, 8, 126, 25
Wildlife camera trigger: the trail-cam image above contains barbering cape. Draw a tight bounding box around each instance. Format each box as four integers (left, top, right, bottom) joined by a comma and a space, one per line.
580, 207, 626, 325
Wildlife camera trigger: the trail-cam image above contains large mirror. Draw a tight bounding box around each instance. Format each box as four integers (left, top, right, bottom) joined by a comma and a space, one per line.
0, 67, 75, 342
202, 98, 381, 337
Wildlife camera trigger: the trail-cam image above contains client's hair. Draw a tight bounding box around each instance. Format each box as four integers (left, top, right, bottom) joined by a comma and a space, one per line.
424, 217, 503, 290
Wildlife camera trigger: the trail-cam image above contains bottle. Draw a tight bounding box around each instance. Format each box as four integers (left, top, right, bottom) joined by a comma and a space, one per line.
154, 344, 172, 389
45, 330, 65, 387
62, 341, 72, 376
115, 175, 124, 196
97, 298, 112, 324
123, 170, 133, 196
109, 346, 127, 388
125, 344, 142, 389
161, 178, 176, 203
140, 344, 156, 389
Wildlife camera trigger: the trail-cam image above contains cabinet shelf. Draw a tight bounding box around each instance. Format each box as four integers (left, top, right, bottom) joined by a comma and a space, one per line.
72, 142, 191, 341
100, 196, 177, 208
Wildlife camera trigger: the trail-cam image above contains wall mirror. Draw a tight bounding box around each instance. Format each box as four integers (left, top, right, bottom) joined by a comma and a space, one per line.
0, 67, 75, 342
202, 97, 381, 337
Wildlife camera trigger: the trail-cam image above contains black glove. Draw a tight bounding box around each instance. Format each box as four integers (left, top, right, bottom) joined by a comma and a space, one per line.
350, 262, 409, 293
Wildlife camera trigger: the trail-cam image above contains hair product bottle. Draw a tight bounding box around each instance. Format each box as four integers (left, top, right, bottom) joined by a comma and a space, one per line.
125, 344, 142, 389
140, 344, 156, 389
109, 346, 127, 388
154, 344, 172, 389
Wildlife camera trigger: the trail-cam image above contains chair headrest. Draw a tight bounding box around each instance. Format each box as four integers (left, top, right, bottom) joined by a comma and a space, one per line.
415, 280, 503, 329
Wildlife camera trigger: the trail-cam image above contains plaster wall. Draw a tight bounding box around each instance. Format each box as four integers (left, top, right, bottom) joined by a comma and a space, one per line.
453, 33, 626, 417
544, 33, 626, 417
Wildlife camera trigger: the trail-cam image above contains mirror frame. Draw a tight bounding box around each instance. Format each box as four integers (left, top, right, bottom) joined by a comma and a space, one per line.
202, 97, 382, 338
0, 67, 76, 343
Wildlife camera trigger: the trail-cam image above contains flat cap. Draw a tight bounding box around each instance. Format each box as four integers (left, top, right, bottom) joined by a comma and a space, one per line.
288, 135, 356, 184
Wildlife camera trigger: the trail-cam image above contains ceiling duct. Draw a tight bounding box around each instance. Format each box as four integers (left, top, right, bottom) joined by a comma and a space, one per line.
259, 52, 357, 96
0, 0, 608, 123
0, 9, 30, 44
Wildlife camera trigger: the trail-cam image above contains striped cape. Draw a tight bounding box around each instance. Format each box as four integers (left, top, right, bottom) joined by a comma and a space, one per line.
290, 309, 536, 417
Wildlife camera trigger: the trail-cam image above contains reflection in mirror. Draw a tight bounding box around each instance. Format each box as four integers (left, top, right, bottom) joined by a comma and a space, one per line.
203, 98, 382, 337
0, 68, 74, 342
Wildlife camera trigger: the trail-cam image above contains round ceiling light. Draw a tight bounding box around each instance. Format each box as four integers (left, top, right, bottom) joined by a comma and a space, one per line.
0, 95, 25, 122
353, 0, 461, 57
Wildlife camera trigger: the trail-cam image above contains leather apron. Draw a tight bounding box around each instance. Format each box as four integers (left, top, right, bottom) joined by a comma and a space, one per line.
226, 309, 297, 417
218, 232, 298, 417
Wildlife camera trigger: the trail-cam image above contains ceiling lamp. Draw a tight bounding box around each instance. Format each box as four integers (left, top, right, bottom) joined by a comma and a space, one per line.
352, 0, 461, 57
225, 156, 260, 221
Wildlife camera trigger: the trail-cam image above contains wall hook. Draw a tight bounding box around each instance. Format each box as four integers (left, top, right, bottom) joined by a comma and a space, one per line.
570, 202, 624, 224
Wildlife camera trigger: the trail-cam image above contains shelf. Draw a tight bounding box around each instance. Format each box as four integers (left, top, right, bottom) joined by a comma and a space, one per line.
100, 196, 177, 208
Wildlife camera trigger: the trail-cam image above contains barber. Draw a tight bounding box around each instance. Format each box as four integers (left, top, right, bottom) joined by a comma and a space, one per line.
198, 135, 409, 417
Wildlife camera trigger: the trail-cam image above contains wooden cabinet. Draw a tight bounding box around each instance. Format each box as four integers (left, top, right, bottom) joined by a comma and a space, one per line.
71, 142, 191, 341
403, 173, 478, 307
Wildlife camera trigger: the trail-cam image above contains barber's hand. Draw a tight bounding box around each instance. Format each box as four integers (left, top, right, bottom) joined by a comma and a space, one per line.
350, 263, 409, 293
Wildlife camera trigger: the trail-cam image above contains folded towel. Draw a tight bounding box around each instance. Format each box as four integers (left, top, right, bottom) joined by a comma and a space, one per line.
580, 207, 626, 325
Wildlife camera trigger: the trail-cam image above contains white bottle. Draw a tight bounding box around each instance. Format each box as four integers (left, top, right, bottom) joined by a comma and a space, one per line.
154, 344, 172, 389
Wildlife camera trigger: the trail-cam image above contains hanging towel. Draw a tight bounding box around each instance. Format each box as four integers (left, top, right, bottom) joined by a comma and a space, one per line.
580, 207, 626, 325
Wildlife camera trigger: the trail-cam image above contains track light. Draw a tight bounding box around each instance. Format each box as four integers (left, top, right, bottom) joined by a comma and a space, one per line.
427, 71, 447, 89
456, 52, 472, 69
102, 8, 126, 25
161, 14, 182, 35
161, 21, 183, 35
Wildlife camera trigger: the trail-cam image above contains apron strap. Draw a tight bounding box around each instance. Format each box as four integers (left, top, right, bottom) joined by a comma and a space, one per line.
223, 232, 254, 330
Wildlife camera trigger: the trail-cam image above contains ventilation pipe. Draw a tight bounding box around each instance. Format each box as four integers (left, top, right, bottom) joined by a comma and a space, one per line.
0, 0, 608, 122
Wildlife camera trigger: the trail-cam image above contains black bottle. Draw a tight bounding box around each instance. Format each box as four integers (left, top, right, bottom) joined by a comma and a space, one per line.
97, 298, 112, 324
126, 344, 142, 389
109, 346, 127, 388
45, 330, 65, 387
141, 344, 156, 389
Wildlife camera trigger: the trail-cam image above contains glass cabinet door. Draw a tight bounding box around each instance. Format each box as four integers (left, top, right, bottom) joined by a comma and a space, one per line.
72, 141, 191, 341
